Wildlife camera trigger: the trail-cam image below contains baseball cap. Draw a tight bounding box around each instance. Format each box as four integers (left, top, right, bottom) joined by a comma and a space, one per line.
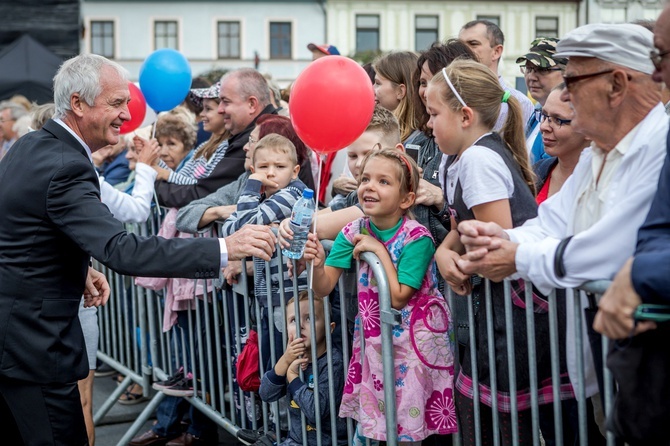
554, 23, 655, 74
516, 37, 567, 68
307, 43, 340, 56
188, 82, 220, 108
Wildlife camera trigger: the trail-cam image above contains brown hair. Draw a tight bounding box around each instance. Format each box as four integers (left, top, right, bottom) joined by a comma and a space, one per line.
430, 59, 535, 194
252, 133, 298, 166
358, 147, 420, 214
193, 99, 231, 161
413, 39, 478, 133
373, 51, 421, 142
155, 113, 197, 153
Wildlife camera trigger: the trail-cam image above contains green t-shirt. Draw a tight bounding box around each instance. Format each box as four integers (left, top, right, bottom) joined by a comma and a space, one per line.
325, 218, 435, 290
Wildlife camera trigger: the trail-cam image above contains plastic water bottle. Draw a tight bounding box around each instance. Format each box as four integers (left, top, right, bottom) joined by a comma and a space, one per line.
282, 188, 316, 260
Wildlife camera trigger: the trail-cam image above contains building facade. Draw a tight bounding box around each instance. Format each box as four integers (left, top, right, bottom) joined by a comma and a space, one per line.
81, 0, 666, 87
82, 0, 327, 85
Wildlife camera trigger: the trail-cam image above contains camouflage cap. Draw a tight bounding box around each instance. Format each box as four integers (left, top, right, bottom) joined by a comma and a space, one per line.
516, 37, 568, 68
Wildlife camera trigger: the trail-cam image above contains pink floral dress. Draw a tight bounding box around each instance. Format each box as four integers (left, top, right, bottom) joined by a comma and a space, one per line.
338, 217, 458, 441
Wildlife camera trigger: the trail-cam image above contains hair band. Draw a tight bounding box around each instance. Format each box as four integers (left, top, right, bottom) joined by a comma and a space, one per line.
441, 67, 467, 108
397, 153, 413, 193
501, 90, 511, 103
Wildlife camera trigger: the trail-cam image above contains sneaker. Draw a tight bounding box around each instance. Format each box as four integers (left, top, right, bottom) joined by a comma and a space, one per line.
152, 367, 186, 391
161, 376, 194, 397
236, 429, 263, 445
253, 432, 277, 446
94, 363, 116, 377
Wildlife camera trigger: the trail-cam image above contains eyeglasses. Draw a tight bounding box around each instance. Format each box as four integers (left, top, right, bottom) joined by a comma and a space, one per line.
248, 135, 258, 145
650, 48, 670, 71
540, 112, 571, 129
520, 65, 562, 75
562, 69, 614, 92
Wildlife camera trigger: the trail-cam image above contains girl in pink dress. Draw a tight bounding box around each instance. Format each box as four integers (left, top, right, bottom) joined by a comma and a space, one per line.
304, 148, 457, 444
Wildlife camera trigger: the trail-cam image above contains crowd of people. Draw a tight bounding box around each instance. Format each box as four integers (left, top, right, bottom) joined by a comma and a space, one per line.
1, 8, 670, 446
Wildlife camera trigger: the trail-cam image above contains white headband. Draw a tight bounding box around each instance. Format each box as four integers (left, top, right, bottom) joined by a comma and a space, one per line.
442, 67, 467, 108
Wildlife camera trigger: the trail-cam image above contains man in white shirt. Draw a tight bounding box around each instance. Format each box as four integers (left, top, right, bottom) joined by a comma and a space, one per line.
455, 23, 666, 407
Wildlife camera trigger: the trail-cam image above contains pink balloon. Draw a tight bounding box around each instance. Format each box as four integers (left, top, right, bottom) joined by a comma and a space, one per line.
290, 56, 374, 154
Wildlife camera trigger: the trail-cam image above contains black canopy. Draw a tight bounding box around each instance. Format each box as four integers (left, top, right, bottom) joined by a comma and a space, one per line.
0, 34, 64, 104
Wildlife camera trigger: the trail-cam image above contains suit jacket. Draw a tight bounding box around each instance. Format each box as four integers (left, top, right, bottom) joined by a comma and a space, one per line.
633, 129, 670, 304
0, 120, 221, 384
155, 104, 279, 208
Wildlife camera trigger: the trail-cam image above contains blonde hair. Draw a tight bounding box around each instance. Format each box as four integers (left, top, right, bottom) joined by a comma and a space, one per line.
359, 147, 420, 215
366, 105, 401, 147
431, 59, 535, 194
373, 51, 421, 143
252, 133, 298, 166
286, 291, 331, 319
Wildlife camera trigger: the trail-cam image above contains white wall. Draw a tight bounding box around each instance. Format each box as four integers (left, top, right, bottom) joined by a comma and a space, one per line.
82, 1, 326, 85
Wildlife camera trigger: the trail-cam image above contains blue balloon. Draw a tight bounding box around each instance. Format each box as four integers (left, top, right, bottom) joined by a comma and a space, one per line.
139, 49, 192, 112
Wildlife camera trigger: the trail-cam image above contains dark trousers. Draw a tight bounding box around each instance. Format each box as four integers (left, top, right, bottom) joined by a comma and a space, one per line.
0, 377, 88, 445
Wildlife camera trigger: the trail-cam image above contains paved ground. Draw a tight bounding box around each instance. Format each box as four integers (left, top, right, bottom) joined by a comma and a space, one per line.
94, 375, 243, 446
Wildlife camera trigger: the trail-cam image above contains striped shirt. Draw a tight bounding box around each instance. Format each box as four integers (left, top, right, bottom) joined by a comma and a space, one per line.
167, 140, 229, 185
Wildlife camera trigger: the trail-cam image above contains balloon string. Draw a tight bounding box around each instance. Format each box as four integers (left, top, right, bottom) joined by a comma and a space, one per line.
309, 152, 324, 290
151, 116, 157, 140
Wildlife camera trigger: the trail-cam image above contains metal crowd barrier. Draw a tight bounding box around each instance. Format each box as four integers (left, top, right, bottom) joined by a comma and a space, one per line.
94, 211, 619, 446
93, 205, 163, 428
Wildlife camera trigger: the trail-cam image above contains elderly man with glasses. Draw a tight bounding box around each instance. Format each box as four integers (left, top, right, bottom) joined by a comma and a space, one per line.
590, 6, 670, 443
517, 38, 568, 163
451, 23, 666, 436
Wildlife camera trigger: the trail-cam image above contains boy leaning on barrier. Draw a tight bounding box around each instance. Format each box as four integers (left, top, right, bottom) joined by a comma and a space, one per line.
219, 134, 308, 369
253, 291, 347, 446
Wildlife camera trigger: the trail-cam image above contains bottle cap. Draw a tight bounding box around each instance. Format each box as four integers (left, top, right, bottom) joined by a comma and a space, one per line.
302, 188, 314, 199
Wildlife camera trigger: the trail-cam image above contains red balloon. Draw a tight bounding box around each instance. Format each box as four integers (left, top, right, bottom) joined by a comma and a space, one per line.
120, 82, 147, 135
290, 56, 374, 154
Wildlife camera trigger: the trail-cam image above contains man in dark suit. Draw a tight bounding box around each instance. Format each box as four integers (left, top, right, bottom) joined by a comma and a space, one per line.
0, 54, 276, 445
155, 67, 279, 208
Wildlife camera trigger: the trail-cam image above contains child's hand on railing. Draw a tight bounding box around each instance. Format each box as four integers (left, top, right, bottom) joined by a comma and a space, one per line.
277, 218, 293, 249
351, 234, 384, 260
303, 233, 325, 268
286, 258, 307, 279
435, 245, 472, 296
222, 260, 243, 285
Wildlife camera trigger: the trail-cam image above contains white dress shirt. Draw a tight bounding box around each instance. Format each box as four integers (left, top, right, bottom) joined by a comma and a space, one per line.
505, 103, 669, 397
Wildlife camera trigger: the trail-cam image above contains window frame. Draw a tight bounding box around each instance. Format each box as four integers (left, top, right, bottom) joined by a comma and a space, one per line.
535, 16, 559, 38
415, 14, 439, 52
269, 21, 293, 60
217, 20, 241, 59
153, 19, 180, 51
88, 19, 116, 59
355, 14, 381, 53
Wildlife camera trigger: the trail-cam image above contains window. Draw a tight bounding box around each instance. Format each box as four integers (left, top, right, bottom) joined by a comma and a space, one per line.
535, 17, 559, 38
90, 21, 114, 58
218, 21, 240, 59
415, 15, 438, 51
356, 14, 380, 53
600, 8, 627, 23
476, 15, 500, 27
154, 20, 178, 50
270, 22, 291, 59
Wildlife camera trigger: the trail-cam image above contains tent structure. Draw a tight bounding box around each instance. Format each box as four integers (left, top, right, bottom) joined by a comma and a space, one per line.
0, 34, 64, 104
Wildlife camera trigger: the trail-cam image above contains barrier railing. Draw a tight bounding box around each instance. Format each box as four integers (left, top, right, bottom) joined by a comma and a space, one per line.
94, 214, 618, 446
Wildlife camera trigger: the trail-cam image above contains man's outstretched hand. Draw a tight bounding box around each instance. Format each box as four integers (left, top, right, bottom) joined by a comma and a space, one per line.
225, 225, 277, 262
